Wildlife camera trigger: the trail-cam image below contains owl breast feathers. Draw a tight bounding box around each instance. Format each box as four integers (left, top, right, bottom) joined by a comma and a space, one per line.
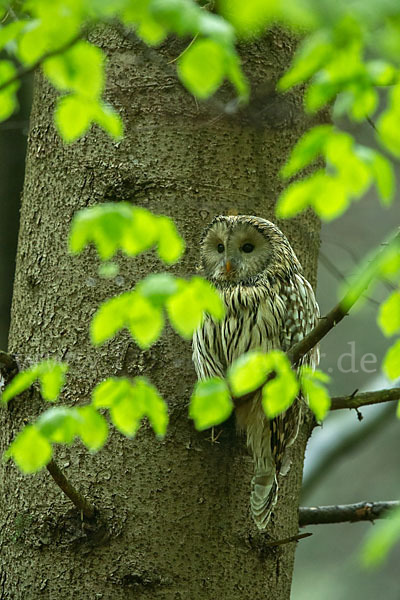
192, 215, 319, 530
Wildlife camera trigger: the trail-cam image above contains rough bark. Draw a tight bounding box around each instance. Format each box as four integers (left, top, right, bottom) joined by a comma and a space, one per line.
0, 27, 323, 600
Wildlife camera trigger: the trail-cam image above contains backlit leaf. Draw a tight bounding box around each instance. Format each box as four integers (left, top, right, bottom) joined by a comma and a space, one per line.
5, 425, 52, 473
383, 339, 400, 381
76, 405, 109, 451
189, 377, 233, 430
92, 376, 168, 438
178, 38, 226, 99
36, 407, 80, 443
378, 291, 400, 336
228, 351, 269, 397
300, 367, 331, 421
361, 507, 400, 567
43, 41, 104, 97
55, 94, 93, 142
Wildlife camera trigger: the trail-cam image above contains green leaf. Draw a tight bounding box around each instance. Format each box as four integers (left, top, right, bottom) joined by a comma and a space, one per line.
383, 339, 400, 381
0, 21, 28, 52
5, 425, 52, 474
69, 204, 181, 262
2, 360, 68, 404
36, 407, 80, 444
55, 94, 94, 142
94, 102, 124, 140
277, 170, 350, 221
177, 38, 227, 99
350, 87, 378, 121
39, 362, 68, 402
75, 405, 109, 451
370, 152, 395, 206
137, 16, 167, 45
2, 367, 38, 403
92, 377, 168, 438
138, 379, 168, 438
377, 85, 400, 157
128, 293, 164, 349
361, 507, 400, 568
91, 292, 134, 345
189, 377, 233, 430
69, 203, 134, 259
278, 33, 332, 91
218, 0, 277, 38
228, 351, 269, 397
261, 352, 299, 419
281, 125, 333, 178
228, 350, 298, 418
300, 367, 331, 421
378, 291, 400, 336
0, 60, 19, 121
167, 277, 224, 338
43, 41, 104, 97
137, 273, 179, 308
156, 216, 185, 264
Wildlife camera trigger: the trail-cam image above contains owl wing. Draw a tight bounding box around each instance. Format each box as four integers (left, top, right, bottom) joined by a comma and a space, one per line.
250, 273, 320, 529
272, 273, 320, 469
192, 315, 226, 380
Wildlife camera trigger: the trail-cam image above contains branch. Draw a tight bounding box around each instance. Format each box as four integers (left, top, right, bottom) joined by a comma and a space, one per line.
234, 231, 400, 406
330, 388, 400, 411
299, 501, 399, 526
0, 32, 82, 94
302, 403, 395, 500
46, 459, 96, 519
0, 351, 18, 376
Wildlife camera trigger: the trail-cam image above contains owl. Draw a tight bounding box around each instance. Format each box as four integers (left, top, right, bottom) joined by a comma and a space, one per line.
192, 215, 319, 530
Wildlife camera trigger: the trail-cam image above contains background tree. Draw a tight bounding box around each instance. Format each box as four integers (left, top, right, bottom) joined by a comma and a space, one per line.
0, 1, 399, 599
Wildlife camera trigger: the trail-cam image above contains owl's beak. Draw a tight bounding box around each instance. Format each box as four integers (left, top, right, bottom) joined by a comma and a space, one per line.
225, 260, 233, 274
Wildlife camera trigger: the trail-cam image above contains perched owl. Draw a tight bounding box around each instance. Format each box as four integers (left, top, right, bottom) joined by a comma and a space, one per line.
192, 215, 319, 530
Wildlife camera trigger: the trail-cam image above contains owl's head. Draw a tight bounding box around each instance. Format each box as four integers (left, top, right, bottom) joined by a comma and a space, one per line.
200, 215, 301, 285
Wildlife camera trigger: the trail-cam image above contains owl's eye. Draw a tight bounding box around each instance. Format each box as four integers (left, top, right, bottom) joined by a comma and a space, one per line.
217, 243, 225, 254
242, 243, 255, 253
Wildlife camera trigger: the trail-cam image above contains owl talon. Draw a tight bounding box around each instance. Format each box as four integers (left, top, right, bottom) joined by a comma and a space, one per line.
207, 427, 223, 444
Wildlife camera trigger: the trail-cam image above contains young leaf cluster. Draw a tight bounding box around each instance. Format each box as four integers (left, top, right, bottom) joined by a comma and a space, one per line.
189, 350, 331, 430
2, 360, 168, 473
0, 0, 248, 142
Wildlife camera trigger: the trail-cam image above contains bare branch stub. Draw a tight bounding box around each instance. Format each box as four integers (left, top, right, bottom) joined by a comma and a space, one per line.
0, 350, 18, 377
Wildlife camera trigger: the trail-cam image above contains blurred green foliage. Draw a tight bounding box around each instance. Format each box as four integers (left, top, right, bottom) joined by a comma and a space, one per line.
0, 0, 399, 570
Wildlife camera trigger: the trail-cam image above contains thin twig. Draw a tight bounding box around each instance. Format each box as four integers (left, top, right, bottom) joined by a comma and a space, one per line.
0, 31, 83, 94
234, 231, 400, 406
366, 116, 377, 131
299, 501, 399, 526
331, 388, 400, 411
319, 250, 380, 307
302, 403, 395, 500
46, 459, 96, 519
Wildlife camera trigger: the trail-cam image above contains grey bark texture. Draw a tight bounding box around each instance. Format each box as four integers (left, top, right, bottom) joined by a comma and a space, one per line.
1, 26, 324, 600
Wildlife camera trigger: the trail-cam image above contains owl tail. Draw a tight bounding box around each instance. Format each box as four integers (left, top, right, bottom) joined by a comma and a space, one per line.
243, 402, 278, 530
250, 456, 278, 530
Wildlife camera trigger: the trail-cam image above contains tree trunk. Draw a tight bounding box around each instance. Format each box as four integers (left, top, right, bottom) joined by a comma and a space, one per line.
1, 27, 322, 599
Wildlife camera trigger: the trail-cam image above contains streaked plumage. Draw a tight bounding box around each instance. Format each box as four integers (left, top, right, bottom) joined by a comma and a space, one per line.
193, 215, 319, 529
